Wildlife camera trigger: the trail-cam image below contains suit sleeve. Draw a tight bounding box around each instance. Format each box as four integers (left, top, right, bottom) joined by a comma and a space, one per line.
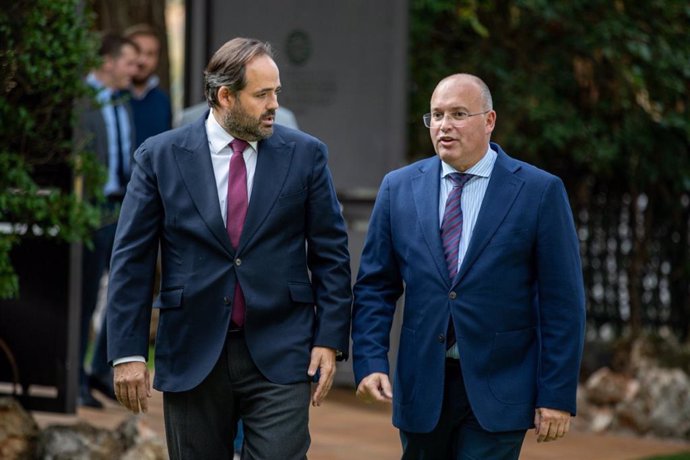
106, 143, 162, 364
535, 177, 586, 414
305, 141, 353, 359
351, 176, 404, 385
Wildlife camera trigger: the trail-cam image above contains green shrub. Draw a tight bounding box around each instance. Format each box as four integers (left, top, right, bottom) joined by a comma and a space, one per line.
0, 0, 103, 298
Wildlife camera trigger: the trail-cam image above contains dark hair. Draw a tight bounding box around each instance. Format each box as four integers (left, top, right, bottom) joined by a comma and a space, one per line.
98, 32, 139, 58
123, 23, 160, 42
203, 37, 273, 109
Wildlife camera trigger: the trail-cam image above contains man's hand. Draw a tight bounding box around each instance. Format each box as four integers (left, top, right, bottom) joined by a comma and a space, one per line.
356, 372, 393, 404
534, 407, 571, 443
113, 361, 151, 414
308, 346, 336, 407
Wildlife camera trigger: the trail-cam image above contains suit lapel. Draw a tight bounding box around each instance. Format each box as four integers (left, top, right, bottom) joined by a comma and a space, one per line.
173, 119, 233, 256
411, 158, 450, 283
455, 149, 524, 285
238, 132, 293, 250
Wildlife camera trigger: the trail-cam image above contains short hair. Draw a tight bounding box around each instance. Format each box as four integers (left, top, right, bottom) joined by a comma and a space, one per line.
123, 23, 160, 42
203, 37, 274, 109
471, 75, 494, 111
98, 32, 139, 59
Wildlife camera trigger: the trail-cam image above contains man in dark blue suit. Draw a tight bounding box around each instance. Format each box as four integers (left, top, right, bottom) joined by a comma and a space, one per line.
106, 38, 352, 459
351, 74, 586, 459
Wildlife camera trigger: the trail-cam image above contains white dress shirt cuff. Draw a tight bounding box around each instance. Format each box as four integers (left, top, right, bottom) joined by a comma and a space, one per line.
113, 355, 146, 366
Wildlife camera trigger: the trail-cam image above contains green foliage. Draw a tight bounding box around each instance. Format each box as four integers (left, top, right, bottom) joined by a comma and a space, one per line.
409, 0, 690, 190
641, 454, 690, 460
0, 0, 102, 298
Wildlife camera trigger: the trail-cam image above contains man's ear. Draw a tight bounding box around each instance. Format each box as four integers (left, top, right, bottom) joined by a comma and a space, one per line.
217, 86, 235, 109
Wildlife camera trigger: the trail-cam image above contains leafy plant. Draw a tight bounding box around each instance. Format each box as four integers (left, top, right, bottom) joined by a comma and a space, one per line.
0, 0, 103, 298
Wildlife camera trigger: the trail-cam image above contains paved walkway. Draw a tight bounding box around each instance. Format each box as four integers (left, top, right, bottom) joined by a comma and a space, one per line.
33, 386, 690, 460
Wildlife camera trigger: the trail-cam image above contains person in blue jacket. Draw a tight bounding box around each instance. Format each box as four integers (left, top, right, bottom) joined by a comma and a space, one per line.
351, 73, 586, 459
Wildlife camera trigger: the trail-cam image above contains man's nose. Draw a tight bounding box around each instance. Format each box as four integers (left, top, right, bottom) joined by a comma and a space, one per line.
267, 92, 279, 110
438, 114, 453, 131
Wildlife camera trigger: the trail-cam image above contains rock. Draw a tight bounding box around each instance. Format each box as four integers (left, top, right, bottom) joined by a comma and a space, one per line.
0, 397, 39, 460
0, 396, 168, 459
36, 422, 124, 460
116, 416, 160, 451
589, 406, 614, 433
117, 417, 167, 460
585, 367, 631, 405
643, 368, 690, 438
121, 439, 168, 460
615, 393, 651, 434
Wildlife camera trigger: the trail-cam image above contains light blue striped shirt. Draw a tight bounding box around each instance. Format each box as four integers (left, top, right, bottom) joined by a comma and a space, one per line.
440, 147, 497, 358
86, 73, 133, 196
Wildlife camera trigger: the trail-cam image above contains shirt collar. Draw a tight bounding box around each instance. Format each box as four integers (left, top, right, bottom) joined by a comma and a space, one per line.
206, 109, 259, 155
441, 146, 497, 179
86, 72, 112, 104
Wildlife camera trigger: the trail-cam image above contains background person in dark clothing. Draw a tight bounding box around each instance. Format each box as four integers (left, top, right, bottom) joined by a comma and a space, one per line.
74, 33, 139, 408
124, 23, 172, 148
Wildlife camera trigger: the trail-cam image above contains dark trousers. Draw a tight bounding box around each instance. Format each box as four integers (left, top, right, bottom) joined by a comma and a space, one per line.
79, 221, 117, 392
400, 360, 526, 460
163, 330, 311, 460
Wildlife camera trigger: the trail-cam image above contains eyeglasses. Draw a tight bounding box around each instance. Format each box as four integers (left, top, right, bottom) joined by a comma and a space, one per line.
422, 110, 490, 128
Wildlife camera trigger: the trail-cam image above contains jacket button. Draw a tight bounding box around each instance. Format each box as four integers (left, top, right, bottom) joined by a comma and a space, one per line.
449, 291, 457, 300
438, 334, 445, 343
235, 258, 242, 266
223, 296, 231, 305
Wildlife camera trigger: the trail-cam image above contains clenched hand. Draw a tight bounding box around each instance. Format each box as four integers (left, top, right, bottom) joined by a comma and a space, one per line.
534, 407, 571, 443
356, 372, 393, 404
114, 361, 151, 414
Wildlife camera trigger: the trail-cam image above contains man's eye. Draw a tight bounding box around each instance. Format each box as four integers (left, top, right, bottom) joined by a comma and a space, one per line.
452, 111, 468, 120
432, 113, 444, 120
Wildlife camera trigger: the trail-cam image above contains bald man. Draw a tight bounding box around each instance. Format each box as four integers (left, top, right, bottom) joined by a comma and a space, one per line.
351, 73, 585, 459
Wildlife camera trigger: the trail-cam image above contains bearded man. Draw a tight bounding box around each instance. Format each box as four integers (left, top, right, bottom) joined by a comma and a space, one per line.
106, 37, 352, 460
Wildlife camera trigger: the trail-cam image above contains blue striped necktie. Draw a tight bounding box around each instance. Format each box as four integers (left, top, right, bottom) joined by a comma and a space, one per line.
441, 172, 473, 279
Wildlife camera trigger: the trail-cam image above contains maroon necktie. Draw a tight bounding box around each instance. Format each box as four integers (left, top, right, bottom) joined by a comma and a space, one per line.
227, 138, 249, 327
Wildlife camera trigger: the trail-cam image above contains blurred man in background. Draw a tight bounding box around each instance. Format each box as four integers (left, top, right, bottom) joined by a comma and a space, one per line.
75, 33, 139, 408
124, 23, 172, 147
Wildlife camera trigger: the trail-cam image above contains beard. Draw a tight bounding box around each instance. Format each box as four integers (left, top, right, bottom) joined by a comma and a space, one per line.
131, 74, 151, 86
222, 98, 275, 142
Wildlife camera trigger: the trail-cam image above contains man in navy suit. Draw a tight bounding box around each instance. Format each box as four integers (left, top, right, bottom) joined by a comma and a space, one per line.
351, 73, 585, 459
106, 38, 351, 460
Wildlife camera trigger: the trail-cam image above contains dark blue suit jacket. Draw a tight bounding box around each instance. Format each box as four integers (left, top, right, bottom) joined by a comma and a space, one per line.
351, 143, 585, 433
107, 113, 352, 392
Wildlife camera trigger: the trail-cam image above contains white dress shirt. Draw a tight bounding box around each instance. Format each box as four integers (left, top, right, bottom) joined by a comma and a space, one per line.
206, 109, 258, 222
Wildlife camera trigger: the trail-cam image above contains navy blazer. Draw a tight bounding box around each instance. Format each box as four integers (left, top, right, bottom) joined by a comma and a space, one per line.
106, 114, 352, 392
351, 143, 585, 433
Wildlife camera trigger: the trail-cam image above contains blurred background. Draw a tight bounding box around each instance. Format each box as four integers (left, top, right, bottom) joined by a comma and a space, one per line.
1, 0, 689, 457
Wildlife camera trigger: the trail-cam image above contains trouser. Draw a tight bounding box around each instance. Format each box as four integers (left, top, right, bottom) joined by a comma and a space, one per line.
79, 221, 116, 391
400, 359, 526, 460
163, 330, 311, 460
